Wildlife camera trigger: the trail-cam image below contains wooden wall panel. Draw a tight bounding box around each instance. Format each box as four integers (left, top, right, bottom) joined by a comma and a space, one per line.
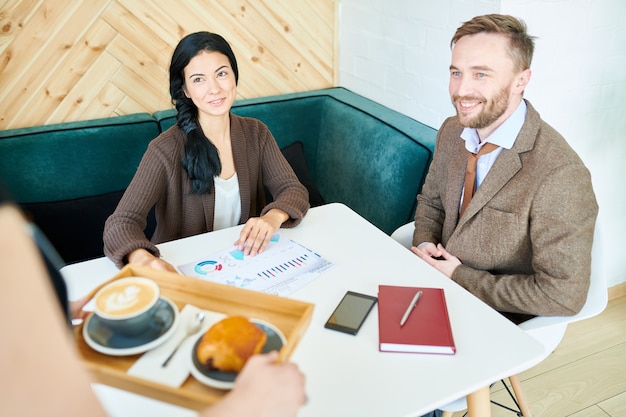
0, 0, 337, 129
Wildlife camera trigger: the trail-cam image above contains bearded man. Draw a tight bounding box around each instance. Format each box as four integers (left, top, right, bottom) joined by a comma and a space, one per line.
409, 14, 598, 324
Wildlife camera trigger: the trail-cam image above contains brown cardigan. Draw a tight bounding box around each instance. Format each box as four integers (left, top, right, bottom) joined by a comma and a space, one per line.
104, 114, 309, 268
414, 100, 598, 318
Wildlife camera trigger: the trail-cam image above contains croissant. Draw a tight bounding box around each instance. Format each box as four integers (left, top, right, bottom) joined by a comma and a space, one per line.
196, 316, 267, 372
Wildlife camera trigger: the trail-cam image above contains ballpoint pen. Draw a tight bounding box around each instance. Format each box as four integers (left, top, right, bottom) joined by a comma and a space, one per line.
400, 290, 423, 327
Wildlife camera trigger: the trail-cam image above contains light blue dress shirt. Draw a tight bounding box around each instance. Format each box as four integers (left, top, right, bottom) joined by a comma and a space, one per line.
460, 100, 527, 190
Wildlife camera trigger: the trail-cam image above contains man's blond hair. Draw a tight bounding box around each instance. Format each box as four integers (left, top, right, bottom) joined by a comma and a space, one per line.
451, 14, 536, 72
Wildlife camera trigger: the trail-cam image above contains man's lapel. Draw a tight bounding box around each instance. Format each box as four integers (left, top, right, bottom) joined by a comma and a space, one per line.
457, 150, 522, 225
455, 99, 540, 228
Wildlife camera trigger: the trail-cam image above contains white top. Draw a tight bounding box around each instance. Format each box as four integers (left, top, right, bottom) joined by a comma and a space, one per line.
213, 173, 241, 230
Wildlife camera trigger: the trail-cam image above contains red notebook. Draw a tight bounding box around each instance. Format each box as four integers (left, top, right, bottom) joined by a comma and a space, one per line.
378, 285, 456, 355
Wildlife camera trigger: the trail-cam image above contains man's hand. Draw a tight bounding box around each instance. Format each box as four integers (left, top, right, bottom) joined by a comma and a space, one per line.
411, 242, 462, 278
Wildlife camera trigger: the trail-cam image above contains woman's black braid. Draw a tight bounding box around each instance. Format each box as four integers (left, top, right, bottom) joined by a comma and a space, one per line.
168, 32, 239, 194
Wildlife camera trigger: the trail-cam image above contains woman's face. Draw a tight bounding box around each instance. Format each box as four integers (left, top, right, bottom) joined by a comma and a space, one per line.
183, 50, 237, 120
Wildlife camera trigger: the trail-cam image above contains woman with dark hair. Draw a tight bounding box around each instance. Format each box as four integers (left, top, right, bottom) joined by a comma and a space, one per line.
104, 32, 309, 272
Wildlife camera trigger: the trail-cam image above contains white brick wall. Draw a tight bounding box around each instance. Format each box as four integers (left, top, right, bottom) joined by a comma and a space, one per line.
339, 0, 626, 287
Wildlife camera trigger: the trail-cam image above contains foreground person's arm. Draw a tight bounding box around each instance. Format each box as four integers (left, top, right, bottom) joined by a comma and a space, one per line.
0, 205, 109, 417
0, 205, 306, 417
202, 350, 306, 417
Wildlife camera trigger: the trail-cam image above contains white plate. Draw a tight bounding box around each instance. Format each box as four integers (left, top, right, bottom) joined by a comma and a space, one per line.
189, 319, 286, 389
83, 297, 179, 356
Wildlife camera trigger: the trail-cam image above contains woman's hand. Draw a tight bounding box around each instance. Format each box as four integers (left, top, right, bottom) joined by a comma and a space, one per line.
127, 248, 178, 273
235, 209, 288, 256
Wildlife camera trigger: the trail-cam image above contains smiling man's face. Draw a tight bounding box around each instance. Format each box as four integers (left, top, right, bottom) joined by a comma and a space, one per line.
449, 32, 528, 139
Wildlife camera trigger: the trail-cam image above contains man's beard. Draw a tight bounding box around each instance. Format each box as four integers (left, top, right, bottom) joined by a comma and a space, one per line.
453, 86, 510, 129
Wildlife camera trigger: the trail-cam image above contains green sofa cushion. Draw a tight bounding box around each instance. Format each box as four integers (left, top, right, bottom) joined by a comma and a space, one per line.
316, 99, 433, 234
0, 113, 159, 203
247, 88, 436, 234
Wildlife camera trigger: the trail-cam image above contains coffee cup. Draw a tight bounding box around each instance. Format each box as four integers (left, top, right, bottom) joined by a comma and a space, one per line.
93, 277, 160, 335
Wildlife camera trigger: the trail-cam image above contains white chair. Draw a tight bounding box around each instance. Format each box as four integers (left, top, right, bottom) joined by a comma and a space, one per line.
390, 220, 607, 417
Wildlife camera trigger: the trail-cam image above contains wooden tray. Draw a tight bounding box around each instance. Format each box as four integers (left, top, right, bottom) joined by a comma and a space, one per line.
75, 264, 314, 410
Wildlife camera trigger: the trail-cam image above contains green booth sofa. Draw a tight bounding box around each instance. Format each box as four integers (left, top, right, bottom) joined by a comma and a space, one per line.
0, 87, 436, 264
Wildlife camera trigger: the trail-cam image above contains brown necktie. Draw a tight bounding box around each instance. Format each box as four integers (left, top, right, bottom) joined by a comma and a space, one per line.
460, 142, 499, 217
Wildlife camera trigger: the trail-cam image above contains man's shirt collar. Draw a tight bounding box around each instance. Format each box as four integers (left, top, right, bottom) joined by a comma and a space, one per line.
461, 100, 527, 152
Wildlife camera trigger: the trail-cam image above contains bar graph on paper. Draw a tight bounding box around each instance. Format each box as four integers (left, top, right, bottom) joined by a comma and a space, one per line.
177, 234, 333, 296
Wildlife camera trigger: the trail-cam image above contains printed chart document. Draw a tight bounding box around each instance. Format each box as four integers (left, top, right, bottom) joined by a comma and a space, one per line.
378, 285, 456, 355
178, 234, 333, 297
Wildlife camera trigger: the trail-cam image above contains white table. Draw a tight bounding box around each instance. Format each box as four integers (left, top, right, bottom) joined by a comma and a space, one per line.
62, 203, 545, 417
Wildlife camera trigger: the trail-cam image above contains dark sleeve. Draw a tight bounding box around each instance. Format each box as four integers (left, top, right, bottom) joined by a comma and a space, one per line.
0, 181, 70, 325
30, 222, 71, 326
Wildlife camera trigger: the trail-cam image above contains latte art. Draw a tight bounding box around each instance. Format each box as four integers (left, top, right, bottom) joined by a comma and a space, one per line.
104, 285, 141, 312
95, 277, 159, 319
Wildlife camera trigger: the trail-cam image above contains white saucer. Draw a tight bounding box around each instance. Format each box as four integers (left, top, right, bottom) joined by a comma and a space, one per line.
189, 319, 286, 389
83, 296, 179, 356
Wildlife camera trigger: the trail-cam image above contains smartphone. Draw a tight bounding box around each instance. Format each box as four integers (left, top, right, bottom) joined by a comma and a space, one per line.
324, 291, 378, 335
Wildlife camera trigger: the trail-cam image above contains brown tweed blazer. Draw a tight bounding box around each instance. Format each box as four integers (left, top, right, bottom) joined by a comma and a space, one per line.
104, 114, 309, 268
414, 100, 598, 318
